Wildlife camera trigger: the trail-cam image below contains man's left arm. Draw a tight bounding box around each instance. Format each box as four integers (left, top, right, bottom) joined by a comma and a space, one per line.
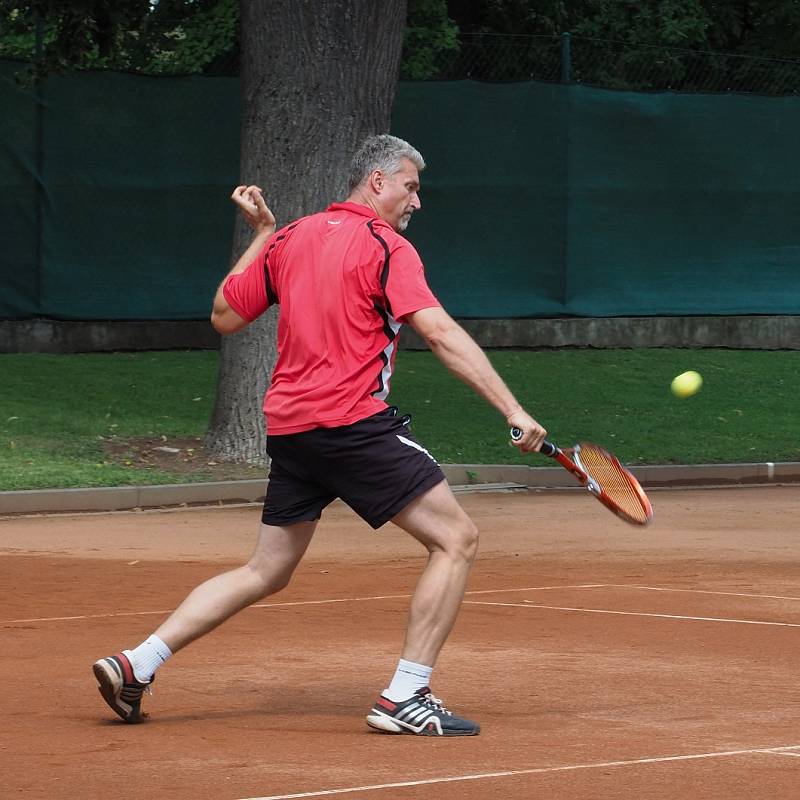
404, 306, 547, 454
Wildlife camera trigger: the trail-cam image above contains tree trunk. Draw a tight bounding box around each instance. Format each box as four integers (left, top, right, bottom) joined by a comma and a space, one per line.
206, 0, 408, 464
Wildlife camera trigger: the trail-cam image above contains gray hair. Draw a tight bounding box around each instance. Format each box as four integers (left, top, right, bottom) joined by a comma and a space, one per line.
348, 134, 425, 191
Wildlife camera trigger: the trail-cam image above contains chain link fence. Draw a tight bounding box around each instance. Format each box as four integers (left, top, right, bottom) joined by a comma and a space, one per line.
3, 24, 800, 95
432, 33, 800, 95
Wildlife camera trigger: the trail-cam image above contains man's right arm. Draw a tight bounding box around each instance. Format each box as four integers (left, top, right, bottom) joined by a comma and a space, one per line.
405, 306, 547, 453
211, 185, 276, 335
211, 229, 273, 334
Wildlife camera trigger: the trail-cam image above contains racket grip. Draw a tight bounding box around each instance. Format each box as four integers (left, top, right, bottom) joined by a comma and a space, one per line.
510, 428, 557, 457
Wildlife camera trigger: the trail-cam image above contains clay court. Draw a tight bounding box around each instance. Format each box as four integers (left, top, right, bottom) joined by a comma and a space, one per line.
3, 485, 799, 799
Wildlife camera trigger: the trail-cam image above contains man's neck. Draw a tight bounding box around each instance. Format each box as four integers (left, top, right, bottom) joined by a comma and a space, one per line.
345, 188, 381, 217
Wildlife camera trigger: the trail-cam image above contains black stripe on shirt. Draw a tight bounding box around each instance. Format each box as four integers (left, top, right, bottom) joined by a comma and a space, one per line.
373, 301, 398, 346
263, 252, 278, 306
266, 221, 300, 257
371, 301, 398, 398
262, 221, 300, 306
367, 220, 394, 317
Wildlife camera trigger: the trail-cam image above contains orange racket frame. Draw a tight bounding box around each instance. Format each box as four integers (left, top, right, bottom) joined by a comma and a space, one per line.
511, 430, 653, 527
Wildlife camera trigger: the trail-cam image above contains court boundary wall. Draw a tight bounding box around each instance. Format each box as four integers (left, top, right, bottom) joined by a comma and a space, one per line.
2, 460, 800, 515
2, 315, 799, 353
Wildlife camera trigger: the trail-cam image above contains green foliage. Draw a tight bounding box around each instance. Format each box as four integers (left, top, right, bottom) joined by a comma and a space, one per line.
3, 0, 799, 86
704, 0, 800, 55
449, 0, 567, 35
449, 0, 800, 53
565, 1, 713, 89
0, 0, 238, 78
0, 4, 38, 61
0, 0, 153, 76
443, 0, 800, 91
141, 0, 238, 75
570, 1, 711, 46
402, 0, 460, 79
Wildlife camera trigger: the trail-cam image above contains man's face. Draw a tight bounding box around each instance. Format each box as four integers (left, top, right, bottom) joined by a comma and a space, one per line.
375, 158, 421, 232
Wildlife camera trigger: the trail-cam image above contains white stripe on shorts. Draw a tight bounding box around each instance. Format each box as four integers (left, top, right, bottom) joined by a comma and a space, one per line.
396, 435, 438, 464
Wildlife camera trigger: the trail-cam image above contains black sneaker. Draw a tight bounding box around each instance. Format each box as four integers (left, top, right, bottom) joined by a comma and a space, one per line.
366, 687, 480, 736
93, 652, 153, 723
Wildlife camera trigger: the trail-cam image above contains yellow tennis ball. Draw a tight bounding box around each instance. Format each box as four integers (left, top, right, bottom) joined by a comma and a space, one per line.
671, 370, 703, 398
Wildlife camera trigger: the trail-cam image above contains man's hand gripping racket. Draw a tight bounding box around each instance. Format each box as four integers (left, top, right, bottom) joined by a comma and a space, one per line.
510, 428, 654, 527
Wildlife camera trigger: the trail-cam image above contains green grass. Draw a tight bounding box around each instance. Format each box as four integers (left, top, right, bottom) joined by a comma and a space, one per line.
0, 352, 219, 490
390, 349, 800, 466
1, 348, 799, 491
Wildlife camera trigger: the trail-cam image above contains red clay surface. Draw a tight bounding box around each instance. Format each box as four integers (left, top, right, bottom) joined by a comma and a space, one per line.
2, 486, 799, 799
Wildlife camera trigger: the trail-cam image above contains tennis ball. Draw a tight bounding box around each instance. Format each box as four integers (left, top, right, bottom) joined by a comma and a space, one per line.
671, 370, 703, 398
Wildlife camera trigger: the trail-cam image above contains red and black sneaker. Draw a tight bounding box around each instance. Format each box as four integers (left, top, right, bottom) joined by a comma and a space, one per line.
92, 652, 153, 723
366, 687, 480, 736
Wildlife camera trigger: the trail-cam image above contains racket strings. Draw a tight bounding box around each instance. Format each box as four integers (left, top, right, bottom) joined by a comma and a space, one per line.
576, 445, 650, 525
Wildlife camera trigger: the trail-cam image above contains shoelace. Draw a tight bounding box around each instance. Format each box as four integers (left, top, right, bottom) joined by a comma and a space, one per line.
122, 682, 152, 699
421, 692, 453, 716
126, 678, 153, 697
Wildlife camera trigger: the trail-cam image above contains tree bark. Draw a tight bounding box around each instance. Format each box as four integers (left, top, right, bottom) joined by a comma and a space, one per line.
206, 0, 408, 464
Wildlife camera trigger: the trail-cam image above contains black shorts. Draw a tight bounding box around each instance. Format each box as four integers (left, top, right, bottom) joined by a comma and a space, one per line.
262, 408, 445, 530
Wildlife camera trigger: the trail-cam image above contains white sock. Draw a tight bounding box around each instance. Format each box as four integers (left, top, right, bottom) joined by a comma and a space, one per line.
384, 658, 433, 702
125, 634, 172, 682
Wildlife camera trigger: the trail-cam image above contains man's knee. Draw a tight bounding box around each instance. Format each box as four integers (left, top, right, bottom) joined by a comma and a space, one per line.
463, 518, 479, 561
245, 557, 294, 598
446, 516, 479, 563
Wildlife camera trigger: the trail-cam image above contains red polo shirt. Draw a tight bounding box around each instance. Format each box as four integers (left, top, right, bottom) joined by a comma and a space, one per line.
222, 201, 440, 434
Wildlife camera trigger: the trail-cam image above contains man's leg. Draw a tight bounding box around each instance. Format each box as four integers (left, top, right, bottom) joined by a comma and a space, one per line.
93, 520, 316, 722
366, 480, 481, 736
155, 520, 317, 652
390, 480, 478, 666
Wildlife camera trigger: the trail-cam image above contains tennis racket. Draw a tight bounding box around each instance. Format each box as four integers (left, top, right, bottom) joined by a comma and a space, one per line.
510, 428, 653, 527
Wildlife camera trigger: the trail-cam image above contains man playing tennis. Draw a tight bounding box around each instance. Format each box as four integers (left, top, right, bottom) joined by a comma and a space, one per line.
93, 134, 546, 736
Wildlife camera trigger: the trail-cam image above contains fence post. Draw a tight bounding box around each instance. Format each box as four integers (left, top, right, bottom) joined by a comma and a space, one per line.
561, 32, 572, 84
34, 12, 45, 313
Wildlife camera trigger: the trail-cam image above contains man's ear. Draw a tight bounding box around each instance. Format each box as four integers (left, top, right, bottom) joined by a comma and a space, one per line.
368, 169, 384, 193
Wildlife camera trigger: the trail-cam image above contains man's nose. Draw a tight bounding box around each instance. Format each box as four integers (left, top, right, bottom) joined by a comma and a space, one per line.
410, 192, 421, 210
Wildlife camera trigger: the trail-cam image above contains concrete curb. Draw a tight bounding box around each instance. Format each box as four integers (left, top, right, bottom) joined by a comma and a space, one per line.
1, 461, 799, 515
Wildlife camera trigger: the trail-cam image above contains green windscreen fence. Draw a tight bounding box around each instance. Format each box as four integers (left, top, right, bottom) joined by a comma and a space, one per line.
2, 60, 799, 320
394, 81, 800, 317
0, 61, 240, 320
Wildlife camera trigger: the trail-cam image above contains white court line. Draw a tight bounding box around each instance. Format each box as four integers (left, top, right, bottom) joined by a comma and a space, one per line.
13, 582, 796, 627
465, 600, 800, 628
4, 582, 798, 627
604, 585, 800, 603
4, 583, 797, 627
1, 608, 174, 625
235, 744, 800, 800
0, 584, 603, 626
468, 584, 607, 594
0, 596, 414, 625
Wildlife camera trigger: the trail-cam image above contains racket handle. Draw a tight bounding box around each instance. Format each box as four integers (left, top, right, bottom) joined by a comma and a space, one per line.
510, 428, 557, 457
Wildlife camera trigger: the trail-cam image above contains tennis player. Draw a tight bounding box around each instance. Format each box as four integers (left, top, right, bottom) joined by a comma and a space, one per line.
93, 134, 545, 736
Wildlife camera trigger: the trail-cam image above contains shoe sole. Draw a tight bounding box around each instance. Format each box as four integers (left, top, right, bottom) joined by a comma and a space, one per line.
93, 659, 145, 724
366, 711, 479, 736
